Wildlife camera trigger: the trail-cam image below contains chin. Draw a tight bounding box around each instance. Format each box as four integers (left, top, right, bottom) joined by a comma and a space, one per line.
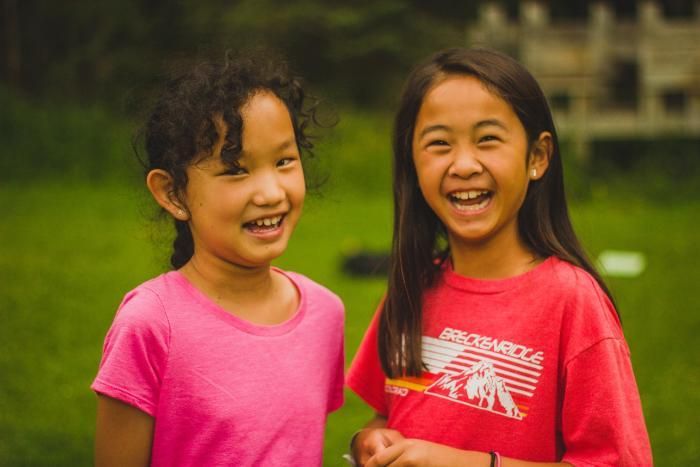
448, 228, 495, 246
249, 247, 289, 266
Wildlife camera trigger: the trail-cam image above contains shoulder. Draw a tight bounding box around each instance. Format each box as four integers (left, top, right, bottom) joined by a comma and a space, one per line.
545, 258, 626, 357
283, 271, 343, 309
95, 276, 175, 414
110, 273, 176, 336
543, 257, 601, 292
282, 270, 344, 315
544, 258, 613, 312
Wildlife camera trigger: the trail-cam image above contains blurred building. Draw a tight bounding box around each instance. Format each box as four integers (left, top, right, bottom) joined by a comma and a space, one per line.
469, 1, 700, 157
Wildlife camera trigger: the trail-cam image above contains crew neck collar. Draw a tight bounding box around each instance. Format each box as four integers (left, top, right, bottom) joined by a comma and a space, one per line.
442, 256, 557, 294
169, 267, 306, 336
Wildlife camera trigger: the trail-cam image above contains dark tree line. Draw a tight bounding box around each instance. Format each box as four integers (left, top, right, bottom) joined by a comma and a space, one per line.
1, 0, 696, 108
0, 0, 473, 107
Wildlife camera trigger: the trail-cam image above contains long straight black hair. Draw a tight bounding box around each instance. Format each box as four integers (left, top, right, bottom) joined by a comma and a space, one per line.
379, 47, 616, 378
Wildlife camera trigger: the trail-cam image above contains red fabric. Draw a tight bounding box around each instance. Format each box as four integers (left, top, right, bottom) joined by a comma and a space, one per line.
347, 257, 652, 466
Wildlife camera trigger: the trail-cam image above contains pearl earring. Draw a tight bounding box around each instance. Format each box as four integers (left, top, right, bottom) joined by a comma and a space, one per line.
531, 169, 537, 178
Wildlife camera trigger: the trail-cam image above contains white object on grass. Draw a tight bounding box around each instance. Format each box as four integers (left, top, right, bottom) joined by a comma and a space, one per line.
597, 250, 646, 277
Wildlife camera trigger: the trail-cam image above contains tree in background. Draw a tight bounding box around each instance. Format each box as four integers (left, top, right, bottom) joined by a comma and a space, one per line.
0, 0, 473, 108
2, 0, 696, 107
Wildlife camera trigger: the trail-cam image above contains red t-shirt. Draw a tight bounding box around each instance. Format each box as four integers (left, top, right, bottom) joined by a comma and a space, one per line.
347, 257, 652, 466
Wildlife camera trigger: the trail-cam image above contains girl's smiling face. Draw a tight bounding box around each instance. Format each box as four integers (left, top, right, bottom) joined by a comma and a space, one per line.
182, 91, 306, 269
412, 74, 549, 254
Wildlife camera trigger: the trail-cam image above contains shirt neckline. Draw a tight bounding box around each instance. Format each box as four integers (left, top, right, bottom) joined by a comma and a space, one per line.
442, 256, 557, 294
168, 267, 306, 336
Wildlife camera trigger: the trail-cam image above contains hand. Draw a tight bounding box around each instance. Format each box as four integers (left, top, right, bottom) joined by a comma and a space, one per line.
352, 427, 405, 466
364, 438, 484, 467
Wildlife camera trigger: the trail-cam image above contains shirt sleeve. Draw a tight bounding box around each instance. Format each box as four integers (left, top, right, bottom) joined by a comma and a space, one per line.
560, 339, 653, 466
91, 287, 170, 417
346, 302, 388, 416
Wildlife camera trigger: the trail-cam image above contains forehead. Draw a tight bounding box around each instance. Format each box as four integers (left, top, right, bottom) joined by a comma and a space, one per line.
416, 74, 516, 125
209, 90, 292, 133
240, 90, 290, 120
195, 91, 296, 165
223, 91, 295, 141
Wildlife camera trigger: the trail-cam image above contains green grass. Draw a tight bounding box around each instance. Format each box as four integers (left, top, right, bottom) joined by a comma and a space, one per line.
0, 180, 393, 465
1, 180, 699, 465
572, 198, 700, 464
1, 100, 699, 464
0, 88, 135, 182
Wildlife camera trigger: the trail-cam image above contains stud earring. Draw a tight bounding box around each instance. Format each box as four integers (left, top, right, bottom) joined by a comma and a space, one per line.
531, 169, 537, 178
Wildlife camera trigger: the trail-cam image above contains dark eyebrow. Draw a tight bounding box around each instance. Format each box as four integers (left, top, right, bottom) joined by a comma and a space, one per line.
239, 139, 297, 158
418, 124, 449, 139
418, 119, 508, 139
475, 119, 508, 131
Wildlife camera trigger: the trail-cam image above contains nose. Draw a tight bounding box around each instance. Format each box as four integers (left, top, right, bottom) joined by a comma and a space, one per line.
252, 171, 285, 206
447, 145, 483, 178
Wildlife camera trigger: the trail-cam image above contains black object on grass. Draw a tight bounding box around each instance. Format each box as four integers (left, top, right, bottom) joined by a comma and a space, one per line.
341, 250, 389, 277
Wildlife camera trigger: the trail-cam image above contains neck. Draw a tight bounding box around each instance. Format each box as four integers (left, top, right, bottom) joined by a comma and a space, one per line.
448, 227, 539, 280
179, 252, 275, 303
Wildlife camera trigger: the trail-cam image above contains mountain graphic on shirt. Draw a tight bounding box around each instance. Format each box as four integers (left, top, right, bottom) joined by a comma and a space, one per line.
425, 360, 522, 420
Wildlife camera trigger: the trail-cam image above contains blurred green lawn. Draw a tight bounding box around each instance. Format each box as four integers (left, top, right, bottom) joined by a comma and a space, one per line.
1, 111, 699, 465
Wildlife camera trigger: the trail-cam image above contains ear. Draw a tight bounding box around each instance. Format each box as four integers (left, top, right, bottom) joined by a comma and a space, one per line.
527, 131, 553, 180
146, 169, 189, 221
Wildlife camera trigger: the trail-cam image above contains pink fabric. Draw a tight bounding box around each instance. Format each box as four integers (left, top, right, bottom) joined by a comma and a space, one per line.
93, 269, 344, 466
347, 257, 652, 466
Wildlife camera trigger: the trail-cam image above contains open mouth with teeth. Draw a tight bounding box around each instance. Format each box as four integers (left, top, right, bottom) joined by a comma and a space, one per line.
243, 215, 284, 233
449, 190, 493, 211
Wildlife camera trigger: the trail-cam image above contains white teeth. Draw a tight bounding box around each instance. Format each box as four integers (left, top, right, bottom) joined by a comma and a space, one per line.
452, 190, 489, 200
252, 215, 282, 227
454, 196, 490, 211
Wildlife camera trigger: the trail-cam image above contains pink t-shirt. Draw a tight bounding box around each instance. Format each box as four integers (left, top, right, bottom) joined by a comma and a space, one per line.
347, 257, 652, 466
93, 269, 344, 466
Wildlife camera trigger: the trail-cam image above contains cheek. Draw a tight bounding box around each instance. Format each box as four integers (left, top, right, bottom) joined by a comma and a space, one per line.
289, 172, 306, 205
411, 163, 427, 196
415, 173, 443, 216
414, 157, 444, 192
412, 153, 428, 184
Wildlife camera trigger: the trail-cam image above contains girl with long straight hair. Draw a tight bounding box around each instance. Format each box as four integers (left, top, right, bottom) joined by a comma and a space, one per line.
347, 48, 651, 466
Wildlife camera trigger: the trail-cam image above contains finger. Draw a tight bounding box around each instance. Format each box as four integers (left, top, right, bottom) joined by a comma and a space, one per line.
366, 429, 396, 454
356, 445, 375, 466
368, 436, 390, 452
366, 442, 405, 467
358, 432, 390, 465
382, 429, 406, 445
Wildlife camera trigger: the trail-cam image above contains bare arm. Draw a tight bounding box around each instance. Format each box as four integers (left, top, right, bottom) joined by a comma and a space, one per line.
95, 394, 154, 467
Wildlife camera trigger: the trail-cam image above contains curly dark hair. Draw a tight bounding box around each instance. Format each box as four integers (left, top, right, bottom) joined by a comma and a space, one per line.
136, 50, 322, 269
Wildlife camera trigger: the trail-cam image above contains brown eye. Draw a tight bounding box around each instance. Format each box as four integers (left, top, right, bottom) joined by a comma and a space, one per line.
277, 157, 297, 168
478, 135, 499, 143
223, 164, 247, 176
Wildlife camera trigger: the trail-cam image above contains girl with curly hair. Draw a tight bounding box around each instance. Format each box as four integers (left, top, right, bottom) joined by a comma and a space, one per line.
92, 52, 344, 466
